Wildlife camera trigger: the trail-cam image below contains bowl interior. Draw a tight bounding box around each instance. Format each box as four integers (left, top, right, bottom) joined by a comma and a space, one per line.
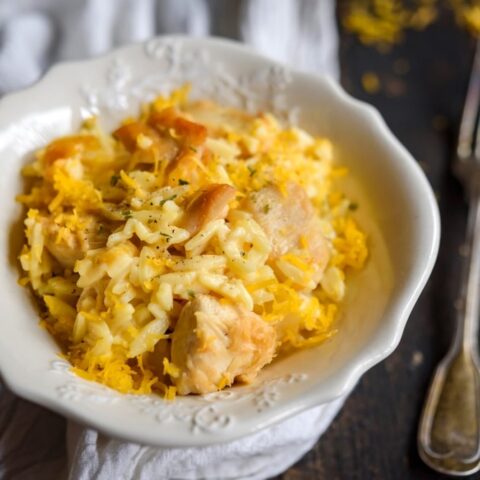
0, 37, 438, 446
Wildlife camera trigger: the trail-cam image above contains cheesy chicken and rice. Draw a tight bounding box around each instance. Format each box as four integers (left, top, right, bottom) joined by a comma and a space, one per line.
17, 86, 367, 398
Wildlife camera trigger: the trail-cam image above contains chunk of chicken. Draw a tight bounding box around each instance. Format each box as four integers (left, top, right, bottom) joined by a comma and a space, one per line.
148, 107, 207, 147
146, 108, 211, 186
43, 135, 102, 165
41, 135, 103, 181
41, 216, 108, 268
182, 184, 236, 236
113, 121, 178, 168
245, 182, 330, 280
183, 100, 253, 137
164, 150, 207, 187
171, 294, 276, 395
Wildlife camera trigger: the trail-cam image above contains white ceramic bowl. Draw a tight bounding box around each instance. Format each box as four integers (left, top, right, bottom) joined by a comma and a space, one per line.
0, 36, 440, 447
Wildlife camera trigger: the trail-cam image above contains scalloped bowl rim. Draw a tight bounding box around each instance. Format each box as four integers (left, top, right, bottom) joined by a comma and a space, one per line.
0, 36, 440, 446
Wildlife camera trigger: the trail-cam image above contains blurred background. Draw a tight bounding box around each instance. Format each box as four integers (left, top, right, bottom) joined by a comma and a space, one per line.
1, 1, 479, 479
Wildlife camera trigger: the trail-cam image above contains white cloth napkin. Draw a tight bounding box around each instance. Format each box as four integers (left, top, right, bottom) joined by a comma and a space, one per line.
66, 398, 347, 480
0, 1, 342, 479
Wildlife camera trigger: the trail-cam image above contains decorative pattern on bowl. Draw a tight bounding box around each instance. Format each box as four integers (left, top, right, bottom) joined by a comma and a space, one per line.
81, 37, 297, 123
50, 359, 308, 434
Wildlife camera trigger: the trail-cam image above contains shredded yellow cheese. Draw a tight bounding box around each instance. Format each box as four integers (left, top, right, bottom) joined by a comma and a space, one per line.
342, 0, 480, 47
361, 72, 381, 94
17, 86, 368, 398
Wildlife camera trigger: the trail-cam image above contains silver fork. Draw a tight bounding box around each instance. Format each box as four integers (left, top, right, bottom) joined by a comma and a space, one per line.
418, 39, 480, 476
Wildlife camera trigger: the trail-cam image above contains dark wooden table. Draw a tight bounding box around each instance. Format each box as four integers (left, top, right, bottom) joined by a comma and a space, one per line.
276, 9, 478, 480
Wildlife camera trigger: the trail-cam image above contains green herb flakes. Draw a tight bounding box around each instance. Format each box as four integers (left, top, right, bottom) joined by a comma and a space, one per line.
110, 174, 120, 186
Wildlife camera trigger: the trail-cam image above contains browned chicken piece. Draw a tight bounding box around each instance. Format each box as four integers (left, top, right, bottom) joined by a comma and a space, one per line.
43, 135, 102, 165
41, 135, 104, 181
113, 122, 160, 152
148, 107, 207, 147
146, 107, 211, 186
245, 182, 330, 278
41, 216, 108, 267
113, 121, 178, 167
171, 294, 276, 395
182, 184, 236, 236
164, 150, 207, 187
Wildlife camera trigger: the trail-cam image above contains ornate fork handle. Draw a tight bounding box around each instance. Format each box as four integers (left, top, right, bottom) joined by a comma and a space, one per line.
418, 191, 480, 475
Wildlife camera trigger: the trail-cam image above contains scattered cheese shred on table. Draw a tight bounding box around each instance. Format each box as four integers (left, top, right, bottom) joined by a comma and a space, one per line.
342, 0, 480, 48
342, 0, 438, 48
361, 72, 381, 93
